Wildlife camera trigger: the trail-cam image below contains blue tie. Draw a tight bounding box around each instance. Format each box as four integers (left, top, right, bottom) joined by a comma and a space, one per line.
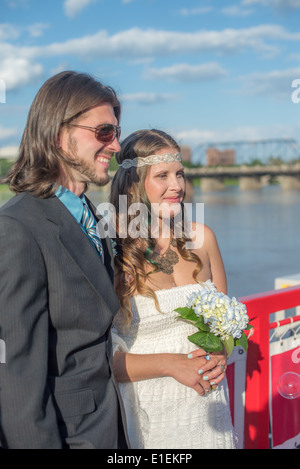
81, 203, 104, 261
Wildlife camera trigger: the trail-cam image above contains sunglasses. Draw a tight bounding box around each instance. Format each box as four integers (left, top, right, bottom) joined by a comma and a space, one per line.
68, 123, 121, 143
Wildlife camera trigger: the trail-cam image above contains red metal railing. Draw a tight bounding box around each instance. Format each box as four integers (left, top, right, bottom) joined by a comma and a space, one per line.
239, 285, 300, 449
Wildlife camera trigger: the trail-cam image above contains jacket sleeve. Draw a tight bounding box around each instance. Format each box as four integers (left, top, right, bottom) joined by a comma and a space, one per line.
0, 215, 63, 448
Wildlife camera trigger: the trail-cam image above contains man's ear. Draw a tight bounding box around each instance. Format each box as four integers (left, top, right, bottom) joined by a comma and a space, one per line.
56, 125, 68, 149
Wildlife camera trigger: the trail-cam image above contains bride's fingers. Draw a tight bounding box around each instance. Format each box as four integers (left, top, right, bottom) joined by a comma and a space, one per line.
188, 350, 227, 369
195, 383, 205, 396
185, 352, 227, 389
203, 364, 227, 386
187, 349, 207, 359
188, 351, 216, 374
194, 382, 211, 396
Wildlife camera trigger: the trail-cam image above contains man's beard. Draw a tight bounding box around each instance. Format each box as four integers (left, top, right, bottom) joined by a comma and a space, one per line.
66, 157, 110, 187
63, 137, 111, 187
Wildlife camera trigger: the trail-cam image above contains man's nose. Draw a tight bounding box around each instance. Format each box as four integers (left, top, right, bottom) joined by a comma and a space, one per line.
108, 137, 121, 153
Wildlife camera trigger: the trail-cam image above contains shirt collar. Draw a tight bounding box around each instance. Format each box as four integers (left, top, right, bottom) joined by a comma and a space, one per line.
55, 185, 86, 223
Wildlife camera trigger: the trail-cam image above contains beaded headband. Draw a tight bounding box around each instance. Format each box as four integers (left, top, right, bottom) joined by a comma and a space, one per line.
118, 152, 182, 169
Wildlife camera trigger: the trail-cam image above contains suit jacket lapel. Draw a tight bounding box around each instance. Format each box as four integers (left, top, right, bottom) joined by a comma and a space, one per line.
40, 196, 119, 314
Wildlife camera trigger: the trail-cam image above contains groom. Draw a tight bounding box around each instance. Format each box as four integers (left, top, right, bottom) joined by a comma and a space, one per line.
0, 71, 129, 449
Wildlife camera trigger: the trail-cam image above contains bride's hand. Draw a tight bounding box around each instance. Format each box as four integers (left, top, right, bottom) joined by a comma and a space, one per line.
113, 350, 227, 395
166, 353, 210, 396
187, 348, 228, 390
166, 348, 226, 396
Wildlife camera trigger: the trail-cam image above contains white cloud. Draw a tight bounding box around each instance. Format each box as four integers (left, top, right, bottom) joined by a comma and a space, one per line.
64, 0, 95, 19
40, 25, 296, 60
239, 67, 300, 98
288, 53, 300, 62
0, 23, 20, 40
0, 57, 44, 90
145, 63, 227, 83
122, 92, 177, 105
0, 22, 49, 41
1, 24, 300, 91
5, 0, 29, 8
179, 7, 212, 16
0, 126, 18, 142
27, 23, 49, 38
175, 129, 216, 145
221, 5, 254, 16
243, 0, 300, 9
174, 123, 300, 147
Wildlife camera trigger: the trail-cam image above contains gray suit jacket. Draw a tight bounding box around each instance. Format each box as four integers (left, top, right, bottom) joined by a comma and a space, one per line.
0, 192, 129, 449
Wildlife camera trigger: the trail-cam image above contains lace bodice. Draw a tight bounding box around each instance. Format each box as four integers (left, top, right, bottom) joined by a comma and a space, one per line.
113, 280, 216, 353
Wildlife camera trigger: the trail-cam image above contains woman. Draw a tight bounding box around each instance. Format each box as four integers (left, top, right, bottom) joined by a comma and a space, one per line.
110, 129, 236, 449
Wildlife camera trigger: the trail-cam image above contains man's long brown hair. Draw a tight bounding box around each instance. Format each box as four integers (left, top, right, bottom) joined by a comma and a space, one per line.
3, 71, 121, 197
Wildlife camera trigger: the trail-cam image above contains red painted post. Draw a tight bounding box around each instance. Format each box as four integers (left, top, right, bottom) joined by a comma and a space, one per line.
238, 285, 300, 449
244, 302, 270, 448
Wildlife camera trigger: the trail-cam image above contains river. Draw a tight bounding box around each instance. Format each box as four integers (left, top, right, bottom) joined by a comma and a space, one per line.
192, 185, 300, 299
1, 184, 299, 299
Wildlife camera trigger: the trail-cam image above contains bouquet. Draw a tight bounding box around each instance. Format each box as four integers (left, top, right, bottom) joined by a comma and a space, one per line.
175, 287, 252, 357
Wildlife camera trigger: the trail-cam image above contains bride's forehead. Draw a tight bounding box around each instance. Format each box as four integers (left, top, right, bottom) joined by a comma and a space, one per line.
148, 161, 184, 174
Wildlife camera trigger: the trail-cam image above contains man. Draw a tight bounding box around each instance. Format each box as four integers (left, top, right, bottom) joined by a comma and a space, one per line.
0, 71, 129, 449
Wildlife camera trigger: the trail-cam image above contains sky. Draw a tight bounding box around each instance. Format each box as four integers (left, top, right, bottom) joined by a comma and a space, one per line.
1, 0, 300, 163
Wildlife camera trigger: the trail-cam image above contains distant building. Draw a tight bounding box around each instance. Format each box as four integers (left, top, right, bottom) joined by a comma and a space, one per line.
180, 145, 191, 162
206, 147, 235, 166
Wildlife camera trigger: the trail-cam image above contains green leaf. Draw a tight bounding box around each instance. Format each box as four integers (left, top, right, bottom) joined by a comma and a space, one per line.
235, 332, 248, 351
194, 315, 210, 332
188, 331, 223, 353
174, 307, 190, 315
246, 324, 254, 330
223, 336, 234, 357
174, 307, 198, 322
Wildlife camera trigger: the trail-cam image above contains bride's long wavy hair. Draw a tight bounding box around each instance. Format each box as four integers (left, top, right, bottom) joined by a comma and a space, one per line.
3, 71, 121, 197
110, 129, 202, 326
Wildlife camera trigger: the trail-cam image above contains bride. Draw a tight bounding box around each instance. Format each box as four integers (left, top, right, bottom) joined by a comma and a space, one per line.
110, 129, 236, 449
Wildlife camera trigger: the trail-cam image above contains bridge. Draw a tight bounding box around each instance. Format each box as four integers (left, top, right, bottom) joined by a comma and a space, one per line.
186, 138, 300, 191
185, 163, 300, 179
184, 163, 300, 191
192, 138, 300, 166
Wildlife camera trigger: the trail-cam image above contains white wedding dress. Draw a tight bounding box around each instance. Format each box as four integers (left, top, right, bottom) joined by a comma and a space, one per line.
112, 281, 236, 449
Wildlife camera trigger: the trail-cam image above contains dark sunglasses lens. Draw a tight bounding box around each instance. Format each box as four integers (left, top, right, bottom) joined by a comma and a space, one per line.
96, 125, 120, 142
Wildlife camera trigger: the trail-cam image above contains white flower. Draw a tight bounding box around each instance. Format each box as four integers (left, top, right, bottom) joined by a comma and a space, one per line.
177, 286, 251, 356
187, 289, 249, 341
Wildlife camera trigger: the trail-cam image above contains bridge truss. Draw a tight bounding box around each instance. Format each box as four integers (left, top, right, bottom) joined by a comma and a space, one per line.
193, 139, 300, 165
